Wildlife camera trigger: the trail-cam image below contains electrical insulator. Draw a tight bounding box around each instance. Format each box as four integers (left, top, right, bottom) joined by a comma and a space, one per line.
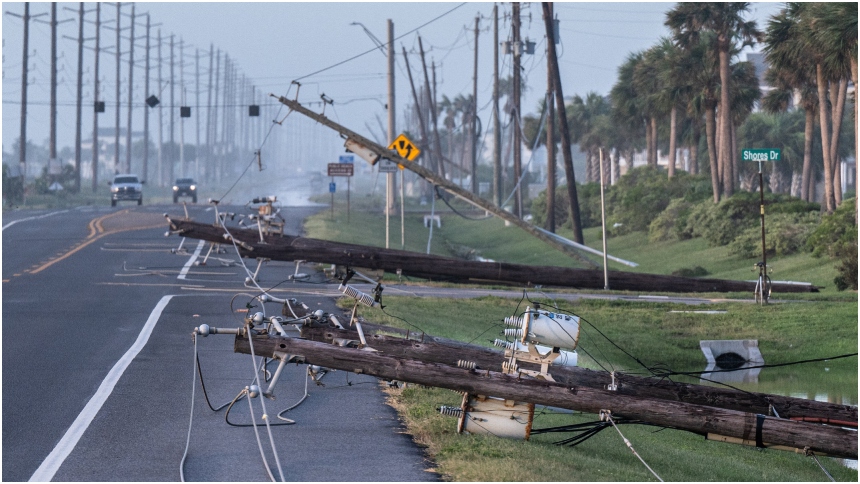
503, 315, 523, 327
503, 328, 523, 339
338, 284, 378, 308
493, 338, 513, 349
456, 360, 477, 370
439, 406, 462, 417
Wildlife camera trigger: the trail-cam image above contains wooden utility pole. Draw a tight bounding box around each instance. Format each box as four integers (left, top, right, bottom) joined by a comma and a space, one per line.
91, 4, 102, 191
232, 332, 855, 459
195, 48, 201, 180
124, 3, 135, 173
542, 2, 584, 244
156, 29, 163, 186
512, 2, 523, 217
5, 4, 45, 189
402, 46, 430, 175
294, 323, 856, 423
545, 3, 556, 233
169, 34, 175, 183
386, 19, 396, 233
142, 14, 152, 183
169, 218, 817, 294
212, 49, 221, 182
179, 38, 185, 176
114, 2, 123, 174
492, 4, 502, 207
418, 37, 445, 179
205, 45, 213, 184
73, 3, 85, 192
49, 4, 59, 179
270, 96, 600, 266
471, 15, 480, 195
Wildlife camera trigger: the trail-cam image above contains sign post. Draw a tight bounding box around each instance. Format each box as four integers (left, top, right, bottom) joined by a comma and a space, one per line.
328, 162, 354, 223
741, 148, 781, 282
387, 133, 421, 249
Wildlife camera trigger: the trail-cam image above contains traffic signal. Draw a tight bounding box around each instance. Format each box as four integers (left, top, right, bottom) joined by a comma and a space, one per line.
249, 105, 260, 117
180, 106, 191, 118
94, 101, 105, 113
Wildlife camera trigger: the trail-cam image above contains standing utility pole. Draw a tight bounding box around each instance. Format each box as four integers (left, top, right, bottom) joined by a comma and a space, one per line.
114, 2, 123, 173
156, 29, 163, 186
542, 2, 583, 243
212, 49, 221, 182
386, 19, 396, 243
511, 2, 523, 218
169, 34, 175, 183
179, 38, 185, 176
470, 15, 480, 195
92, 4, 102, 191
124, 3, 136, 173
195, 48, 201, 180
205, 45, 213, 183
5, 4, 45, 189
142, 14, 153, 182
73, 3, 85, 192
492, 4, 502, 207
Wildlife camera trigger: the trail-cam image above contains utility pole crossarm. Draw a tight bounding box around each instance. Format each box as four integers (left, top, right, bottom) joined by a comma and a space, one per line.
271, 95, 597, 266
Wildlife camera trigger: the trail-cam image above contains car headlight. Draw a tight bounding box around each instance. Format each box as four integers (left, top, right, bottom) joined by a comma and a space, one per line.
173, 186, 178, 191
190, 185, 196, 190
111, 186, 119, 193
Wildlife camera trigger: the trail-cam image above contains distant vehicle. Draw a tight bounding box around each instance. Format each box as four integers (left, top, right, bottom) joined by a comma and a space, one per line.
173, 178, 198, 203
110, 174, 144, 207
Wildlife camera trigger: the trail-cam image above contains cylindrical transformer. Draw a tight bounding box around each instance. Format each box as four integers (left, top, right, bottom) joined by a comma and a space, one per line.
521, 307, 580, 350
492, 339, 578, 367
457, 393, 534, 440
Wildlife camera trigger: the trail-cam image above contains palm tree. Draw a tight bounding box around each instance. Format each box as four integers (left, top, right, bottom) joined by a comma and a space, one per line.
763, 6, 820, 202
727, 59, 762, 193
653, 37, 688, 178
568, 92, 611, 183
667, 2, 762, 199
610, 52, 648, 176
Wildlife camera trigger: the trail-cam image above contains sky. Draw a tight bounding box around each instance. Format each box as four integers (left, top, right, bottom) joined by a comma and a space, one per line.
2, 1, 784, 165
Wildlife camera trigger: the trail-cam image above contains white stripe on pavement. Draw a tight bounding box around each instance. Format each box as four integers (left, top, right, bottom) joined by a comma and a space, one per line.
178, 240, 205, 280
29, 295, 174, 482
2, 210, 69, 231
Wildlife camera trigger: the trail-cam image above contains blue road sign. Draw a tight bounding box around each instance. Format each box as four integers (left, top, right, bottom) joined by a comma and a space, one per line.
329, 182, 336, 193
338, 155, 355, 164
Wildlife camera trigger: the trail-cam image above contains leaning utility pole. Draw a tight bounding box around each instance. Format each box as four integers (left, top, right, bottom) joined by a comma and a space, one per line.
124, 3, 135, 173
542, 2, 583, 244
418, 37, 444, 179
545, 3, 555, 233
492, 3, 502, 207
512, 2, 523, 218
471, 15, 480, 195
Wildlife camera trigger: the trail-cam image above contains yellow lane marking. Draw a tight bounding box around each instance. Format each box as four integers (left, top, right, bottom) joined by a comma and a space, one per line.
2, 279, 9, 283
13, 273, 22, 277
29, 223, 164, 275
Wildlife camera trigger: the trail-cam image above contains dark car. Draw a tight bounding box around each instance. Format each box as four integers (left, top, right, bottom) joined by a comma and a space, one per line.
173, 178, 198, 203
110, 174, 144, 206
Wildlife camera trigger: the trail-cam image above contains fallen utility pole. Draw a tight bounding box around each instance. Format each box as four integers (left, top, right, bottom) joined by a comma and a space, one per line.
288, 323, 856, 424
233, 331, 856, 459
167, 218, 818, 293
271, 95, 597, 268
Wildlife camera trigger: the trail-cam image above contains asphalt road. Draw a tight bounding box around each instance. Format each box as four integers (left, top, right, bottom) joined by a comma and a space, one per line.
2, 203, 436, 482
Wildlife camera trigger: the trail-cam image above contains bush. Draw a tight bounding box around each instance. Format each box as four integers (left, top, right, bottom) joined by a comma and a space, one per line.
2, 163, 23, 204
606, 166, 711, 236
530, 186, 570, 229
671, 266, 710, 277
807, 198, 857, 291
727, 212, 820, 258
648, 198, 696, 242
686, 191, 819, 247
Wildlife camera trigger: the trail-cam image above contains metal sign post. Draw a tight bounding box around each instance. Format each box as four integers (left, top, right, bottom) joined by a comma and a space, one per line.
742, 149, 781, 278
328, 162, 354, 223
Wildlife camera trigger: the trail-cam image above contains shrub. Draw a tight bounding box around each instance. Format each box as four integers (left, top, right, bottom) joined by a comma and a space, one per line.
807, 198, 858, 291
727, 212, 820, 258
686, 191, 819, 247
530, 186, 570, 229
606, 166, 710, 236
671, 266, 710, 277
648, 198, 696, 242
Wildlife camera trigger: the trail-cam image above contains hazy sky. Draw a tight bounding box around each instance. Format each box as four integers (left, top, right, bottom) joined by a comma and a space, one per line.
2, 1, 783, 158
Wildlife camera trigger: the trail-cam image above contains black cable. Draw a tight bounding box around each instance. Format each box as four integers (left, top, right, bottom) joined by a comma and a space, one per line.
467, 322, 503, 345
293, 3, 467, 82
380, 305, 427, 336
433, 185, 493, 221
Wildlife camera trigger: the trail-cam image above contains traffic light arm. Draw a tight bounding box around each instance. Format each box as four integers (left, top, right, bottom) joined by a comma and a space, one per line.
271, 94, 597, 267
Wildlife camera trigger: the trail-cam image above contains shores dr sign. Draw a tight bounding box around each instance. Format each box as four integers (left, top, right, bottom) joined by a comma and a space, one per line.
741, 149, 781, 162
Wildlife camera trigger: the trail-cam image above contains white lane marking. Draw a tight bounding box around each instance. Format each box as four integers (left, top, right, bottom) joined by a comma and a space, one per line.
29, 295, 174, 482
178, 240, 205, 280
2, 210, 69, 231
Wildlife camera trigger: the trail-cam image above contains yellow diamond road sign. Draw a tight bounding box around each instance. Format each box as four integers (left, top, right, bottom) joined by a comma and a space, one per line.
388, 133, 421, 161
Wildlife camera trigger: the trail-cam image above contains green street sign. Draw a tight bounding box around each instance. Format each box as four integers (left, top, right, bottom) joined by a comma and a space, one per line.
742, 148, 781, 162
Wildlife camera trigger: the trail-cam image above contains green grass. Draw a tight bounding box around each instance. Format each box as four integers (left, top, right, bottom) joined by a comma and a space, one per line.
313, 200, 857, 481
